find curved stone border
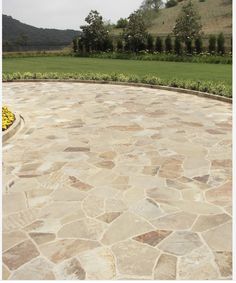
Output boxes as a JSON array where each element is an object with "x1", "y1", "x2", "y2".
[
  {"x1": 3, "y1": 80, "x2": 232, "y2": 104},
  {"x1": 2, "y1": 113, "x2": 23, "y2": 143}
]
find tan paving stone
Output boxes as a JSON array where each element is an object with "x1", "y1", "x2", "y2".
[
  {"x1": 178, "y1": 246, "x2": 218, "y2": 280},
  {"x1": 24, "y1": 219, "x2": 61, "y2": 233},
  {"x1": 133, "y1": 230, "x2": 172, "y2": 247},
  {"x1": 58, "y1": 218, "x2": 105, "y2": 240},
  {"x1": 3, "y1": 239, "x2": 40, "y2": 270},
  {"x1": 151, "y1": 211, "x2": 197, "y2": 230},
  {"x1": 3, "y1": 82, "x2": 232, "y2": 280},
  {"x1": 54, "y1": 258, "x2": 86, "y2": 280},
  {"x1": 160, "y1": 200, "x2": 223, "y2": 215},
  {"x1": 39, "y1": 239, "x2": 100, "y2": 263},
  {"x1": 112, "y1": 239, "x2": 159, "y2": 277},
  {"x1": 214, "y1": 251, "x2": 232, "y2": 277},
  {"x1": 205, "y1": 182, "x2": 232, "y2": 206},
  {"x1": 192, "y1": 213, "x2": 231, "y2": 232},
  {"x1": 105, "y1": 198, "x2": 128, "y2": 212},
  {"x1": 78, "y1": 247, "x2": 116, "y2": 279},
  {"x1": 96, "y1": 212, "x2": 122, "y2": 223},
  {"x1": 2, "y1": 265, "x2": 11, "y2": 280},
  {"x1": 130, "y1": 198, "x2": 163, "y2": 220},
  {"x1": 52, "y1": 186, "x2": 87, "y2": 201},
  {"x1": 68, "y1": 176, "x2": 93, "y2": 191},
  {"x1": 154, "y1": 254, "x2": 177, "y2": 280},
  {"x1": 26, "y1": 189, "x2": 53, "y2": 208},
  {"x1": 101, "y1": 212, "x2": 154, "y2": 245},
  {"x1": 3, "y1": 192, "x2": 27, "y2": 215},
  {"x1": 146, "y1": 186, "x2": 181, "y2": 201},
  {"x1": 2, "y1": 230, "x2": 28, "y2": 252},
  {"x1": 9, "y1": 257, "x2": 55, "y2": 280},
  {"x1": 158, "y1": 231, "x2": 203, "y2": 255},
  {"x1": 29, "y1": 232, "x2": 56, "y2": 245},
  {"x1": 60, "y1": 208, "x2": 85, "y2": 225},
  {"x1": 38, "y1": 202, "x2": 80, "y2": 219},
  {"x1": 202, "y1": 222, "x2": 232, "y2": 251}
]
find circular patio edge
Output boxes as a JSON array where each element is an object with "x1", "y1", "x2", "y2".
[
  {"x1": 3, "y1": 80, "x2": 232, "y2": 104},
  {"x1": 2, "y1": 113, "x2": 23, "y2": 143}
]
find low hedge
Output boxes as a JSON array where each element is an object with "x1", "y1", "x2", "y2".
[
  {"x1": 75, "y1": 52, "x2": 232, "y2": 65},
  {"x1": 2, "y1": 72, "x2": 232, "y2": 98},
  {"x1": 3, "y1": 51, "x2": 232, "y2": 64}
]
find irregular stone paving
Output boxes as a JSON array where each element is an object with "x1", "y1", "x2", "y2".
[{"x1": 2, "y1": 82, "x2": 232, "y2": 280}]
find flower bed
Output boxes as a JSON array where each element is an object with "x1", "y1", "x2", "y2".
[{"x1": 2, "y1": 106, "x2": 15, "y2": 131}]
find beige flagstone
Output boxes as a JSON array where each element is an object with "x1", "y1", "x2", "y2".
[{"x1": 2, "y1": 82, "x2": 232, "y2": 280}]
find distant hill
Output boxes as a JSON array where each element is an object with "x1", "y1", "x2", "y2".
[
  {"x1": 112, "y1": 0, "x2": 232, "y2": 37},
  {"x1": 148, "y1": 0, "x2": 232, "y2": 36},
  {"x1": 2, "y1": 15, "x2": 80, "y2": 51}
]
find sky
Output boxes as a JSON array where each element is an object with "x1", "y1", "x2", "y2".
[{"x1": 3, "y1": 0, "x2": 143, "y2": 30}]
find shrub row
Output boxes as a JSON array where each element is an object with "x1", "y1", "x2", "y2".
[
  {"x1": 3, "y1": 51, "x2": 232, "y2": 64},
  {"x1": 2, "y1": 72, "x2": 232, "y2": 98},
  {"x1": 75, "y1": 51, "x2": 232, "y2": 64},
  {"x1": 75, "y1": 33, "x2": 230, "y2": 56},
  {"x1": 3, "y1": 51, "x2": 71, "y2": 59}
]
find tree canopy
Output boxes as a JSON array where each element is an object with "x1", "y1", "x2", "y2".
[
  {"x1": 80, "y1": 10, "x2": 109, "y2": 51},
  {"x1": 140, "y1": 0, "x2": 163, "y2": 11},
  {"x1": 173, "y1": 1, "x2": 202, "y2": 43},
  {"x1": 123, "y1": 10, "x2": 148, "y2": 52}
]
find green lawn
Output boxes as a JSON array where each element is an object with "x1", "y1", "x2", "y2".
[{"x1": 3, "y1": 56, "x2": 232, "y2": 86}]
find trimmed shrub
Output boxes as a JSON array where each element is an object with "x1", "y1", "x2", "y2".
[
  {"x1": 72, "y1": 38, "x2": 78, "y2": 53},
  {"x1": 209, "y1": 35, "x2": 216, "y2": 53},
  {"x1": 117, "y1": 39, "x2": 124, "y2": 52},
  {"x1": 185, "y1": 39, "x2": 193, "y2": 54},
  {"x1": 165, "y1": 35, "x2": 173, "y2": 53},
  {"x1": 217, "y1": 33, "x2": 225, "y2": 54},
  {"x1": 147, "y1": 34, "x2": 155, "y2": 52},
  {"x1": 155, "y1": 36, "x2": 163, "y2": 52},
  {"x1": 174, "y1": 37, "x2": 182, "y2": 54},
  {"x1": 102, "y1": 37, "x2": 114, "y2": 52},
  {"x1": 195, "y1": 36, "x2": 203, "y2": 54}
]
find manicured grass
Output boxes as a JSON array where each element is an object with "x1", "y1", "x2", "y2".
[{"x1": 3, "y1": 56, "x2": 232, "y2": 86}]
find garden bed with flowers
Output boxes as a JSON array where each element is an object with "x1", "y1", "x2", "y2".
[{"x1": 2, "y1": 106, "x2": 15, "y2": 131}]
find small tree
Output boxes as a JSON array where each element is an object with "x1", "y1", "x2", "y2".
[
  {"x1": 166, "y1": 0, "x2": 178, "y2": 8},
  {"x1": 174, "y1": 37, "x2": 182, "y2": 54},
  {"x1": 80, "y1": 10, "x2": 110, "y2": 52},
  {"x1": 155, "y1": 36, "x2": 163, "y2": 52},
  {"x1": 72, "y1": 38, "x2": 78, "y2": 53},
  {"x1": 208, "y1": 35, "x2": 216, "y2": 53},
  {"x1": 140, "y1": 0, "x2": 163, "y2": 11},
  {"x1": 117, "y1": 39, "x2": 124, "y2": 52},
  {"x1": 165, "y1": 35, "x2": 173, "y2": 52},
  {"x1": 194, "y1": 36, "x2": 203, "y2": 53},
  {"x1": 147, "y1": 34, "x2": 154, "y2": 52},
  {"x1": 217, "y1": 33, "x2": 225, "y2": 54},
  {"x1": 173, "y1": 1, "x2": 202, "y2": 46},
  {"x1": 123, "y1": 10, "x2": 148, "y2": 52},
  {"x1": 116, "y1": 18, "x2": 128, "y2": 28}
]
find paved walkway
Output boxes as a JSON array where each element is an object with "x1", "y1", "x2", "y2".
[{"x1": 2, "y1": 82, "x2": 232, "y2": 280}]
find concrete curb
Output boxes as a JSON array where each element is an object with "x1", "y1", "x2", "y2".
[
  {"x1": 2, "y1": 114, "x2": 22, "y2": 143},
  {"x1": 3, "y1": 79, "x2": 232, "y2": 104}
]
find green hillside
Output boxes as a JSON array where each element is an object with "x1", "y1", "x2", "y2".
[
  {"x1": 113, "y1": 0, "x2": 232, "y2": 36},
  {"x1": 3, "y1": 15, "x2": 80, "y2": 51}
]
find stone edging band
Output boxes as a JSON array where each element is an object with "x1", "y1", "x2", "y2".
[{"x1": 2, "y1": 114, "x2": 23, "y2": 143}]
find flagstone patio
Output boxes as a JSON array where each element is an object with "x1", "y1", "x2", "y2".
[{"x1": 2, "y1": 82, "x2": 232, "y2": 280}]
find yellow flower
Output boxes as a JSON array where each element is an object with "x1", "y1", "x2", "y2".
[{"x1": 2, "y1": 106, "x2": 15, "y2": 131}]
